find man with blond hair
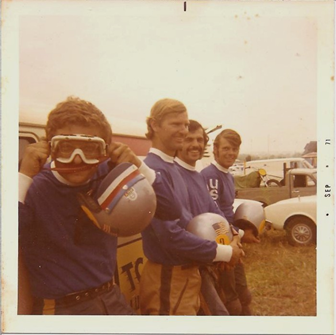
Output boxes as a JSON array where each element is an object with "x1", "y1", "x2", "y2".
[{"x1": 139, "y1": 99, "x2": 244, "y2": 315}]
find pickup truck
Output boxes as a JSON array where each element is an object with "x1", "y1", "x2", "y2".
[{"x1": 235, "y1": 168, "x2": 317, "y2": 207}]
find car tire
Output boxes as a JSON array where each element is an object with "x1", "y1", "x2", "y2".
[
  {"x1": 286, "y1": 216, "x2": 316, "y2": 246},
  {"x1": 266, "y1": 179, "x2": 282, "y2": 187}
]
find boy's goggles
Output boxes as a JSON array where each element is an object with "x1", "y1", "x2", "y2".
[{"x1": 50, "y1": 134, "x2": 107, "y2": 164}]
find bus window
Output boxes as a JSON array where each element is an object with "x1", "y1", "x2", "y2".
[{"x1": 19, "y1": 134, "x2": 39, "y2": 163}]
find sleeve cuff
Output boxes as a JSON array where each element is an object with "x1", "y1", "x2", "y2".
[
  {"x1": 19, "y1": 173, "x2": 33, "y2": 203},
  {"x1": 138, "y1": 161, "x2": 156, "y2": 185},
  {"x1": 213, "y1": 244, "x2": 233, "y2": 262},
  {"x1": 238, "y1": 229, "x2": 244, "y2": 238}
]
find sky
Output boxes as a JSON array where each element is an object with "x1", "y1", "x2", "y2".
[{"x1": 15, "y1": 1, "x2": 334, "y2": 155}]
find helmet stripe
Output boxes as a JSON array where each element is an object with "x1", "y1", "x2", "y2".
[
  {"x1": 104, "y1": 174, "x2": 145, "y2": 213},
  {"x1": 99, "y1": 168, "x2": 142, "y2": 209},
  {"x1": 98, "y1": 165, "x2": 138, "y2": 204}
]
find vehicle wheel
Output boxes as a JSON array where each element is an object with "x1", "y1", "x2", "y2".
[
  {"x1": 266, "y1": 179, "x2": 282, "y2": 187},
  {"x1": 286, "y1": 216, "x2": 316, "y2": 246}
]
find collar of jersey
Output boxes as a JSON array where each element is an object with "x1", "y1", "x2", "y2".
[
  {"x1": 174, "y1": 157, "x2": 196, "y2": 171},
  {"x1": 149, "y1": 148, "x2": 175, "y2": 163},
  {"x1": 212, "y1": 161, "x2": 229, "y2": 174}
]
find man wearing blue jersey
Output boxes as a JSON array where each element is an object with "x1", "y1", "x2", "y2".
[
  {"x1": 139, "y1": 99, "x2": 244, "y2": 315},
  {"x1": 201, "y1": 128, "x2": 258, "y2": 315},
  {"x1": 175, "y1": 120, "x2": 258, "y2": 315}
]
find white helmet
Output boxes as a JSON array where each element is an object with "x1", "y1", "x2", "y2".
[
  {"x1": 77, "y1": 162, "x2": 157, "y2": 237},
  {"x1": 234, "y1": 201, "x2": 265, "y2": 236},
  {"x1": 187, "y1": 213, "x2": 234, "y2": 245}
]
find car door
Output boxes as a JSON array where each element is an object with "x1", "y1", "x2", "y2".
[{"x1": 291, "y1": 173, "x2": 317, "y2": 198}]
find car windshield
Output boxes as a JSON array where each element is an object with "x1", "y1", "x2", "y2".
[
  {"x1": 304, "y1": 171, "x2": 317, "y2": 186},
  {"x1": 301, "y1": 160, "x2": 314, "y2": 168}
]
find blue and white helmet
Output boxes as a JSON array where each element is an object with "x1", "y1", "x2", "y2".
[{"x1": 77, "y1": 162, "x2": 157, "y2": 237}]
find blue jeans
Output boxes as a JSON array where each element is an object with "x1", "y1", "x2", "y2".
[
  {"x1": 218, "y1": 263, "x2": 252, "y2": 315},
  {"x1": 199, "y1": 266, "x2": 229, "y2": 316}
]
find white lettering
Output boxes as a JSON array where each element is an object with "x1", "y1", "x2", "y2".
[
  {"x1": 210, "y1": 189, "x2": 218, "y2": 200},
  {"x1": 209, "y1": 179, "x2": 219, "y2": 190},
  {"x1": 208, "y1": 179, "x2": 219, "y2": 200}
]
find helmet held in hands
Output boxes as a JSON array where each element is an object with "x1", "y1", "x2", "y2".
[
  {"x1": 187, "y1": 213, "x2": 234, "y2": 245},
  {"x1": 77, "y1": 162, "x2": 157, "y2": 237}
]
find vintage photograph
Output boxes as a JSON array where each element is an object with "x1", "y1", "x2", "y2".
[{"x1": 1, "y1": 0, "x2": 334, "y2": 334}]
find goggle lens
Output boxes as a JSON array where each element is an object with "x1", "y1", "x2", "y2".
[
  {"x1": 50, "y1": 134, "x2": 107, "y2": 163},
  {"x1": 57, "y1": 140, "x2": 103, "y2": 159}
]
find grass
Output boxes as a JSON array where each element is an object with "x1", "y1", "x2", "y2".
[{"x1": 242, "y1": 228, "x2": 316, "y2": 316}]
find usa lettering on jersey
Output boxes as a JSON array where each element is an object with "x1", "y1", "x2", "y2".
[{"x1": 208, "y1": 178, "x2": 219, "y2": 200}]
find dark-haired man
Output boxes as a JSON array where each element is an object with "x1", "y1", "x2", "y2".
[{"x1": 175, "y1": 121, "x2": 257, "y2": 315}]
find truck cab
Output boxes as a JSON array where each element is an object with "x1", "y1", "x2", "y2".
[
  {"x1": 244, "y1": 158, "x2": 314, "y2": 182},
  {"x1": 235, "y1": 168, "x2": 317, "y2": 207}
]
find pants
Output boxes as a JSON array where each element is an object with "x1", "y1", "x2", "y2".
[
  {"x1": 139, "y1": 260, "x2": 201, "y2": 315},
  {"x1": 32, "y1": 284, "x2": 136, "y2": 315},
  {"x1": 219, "y1": 263, "x2": 252, "y2": 315},
  {"x1": 199, "y1": 266, "x2": 229, "y2": 316}
]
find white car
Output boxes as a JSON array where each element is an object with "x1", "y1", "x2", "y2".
[{"x1": 264, "y1": 195, "x2": 316, "y2": 246}]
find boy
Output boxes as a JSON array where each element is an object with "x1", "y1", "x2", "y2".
[{"x1": 19, "y1": 96, "x2": 154, "y2": 315}]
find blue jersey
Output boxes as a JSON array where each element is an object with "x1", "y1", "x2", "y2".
[
  {"x1": 175, "y1": 158, "x2": 223, "y2": 217},
  {"x1": 19, "y1": 161, "x2": 117, "y2": 299},
  {"x1": 201, "y1": 163, "x2": 236, "y2": 223},
  {"x1": 142, "y1": 151, "x2": 217, "y2": 266}
]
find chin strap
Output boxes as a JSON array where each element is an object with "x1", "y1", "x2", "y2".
[{"x1": 43, "y1": 156, "x2": 110, "y2": 174}]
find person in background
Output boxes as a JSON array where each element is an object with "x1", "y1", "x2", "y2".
[
  {"x1": 175, "y1": 120, "x2": 258, "y2": 315},
  {"x1": 139, "y1": 99, "x2": 244, "y2": 315},
  {"x1": 201, "y1": 128, "x2": 259, "y2": 315},
  {"x1": 19, "y1": 96, "x2": 156, "y2": 315}
]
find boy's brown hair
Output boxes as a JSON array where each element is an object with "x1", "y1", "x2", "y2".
[{"x1": 46, "y1": 96, "x2": 112, "y2": 144}]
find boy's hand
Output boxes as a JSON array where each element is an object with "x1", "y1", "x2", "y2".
[
  {"x1": 241, "y1": 228, "x2": 260, "y2": 244},
  {"x1": 19, "y1": 141, "x2": 50, "y2": 178},
  {"x1": 108, "y1": 142, "x2": 142, "y2": 168}
]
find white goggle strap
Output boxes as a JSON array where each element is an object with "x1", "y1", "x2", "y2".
[{"x1": 56, "y1": 148, "x2": 100, "y2": 165}]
